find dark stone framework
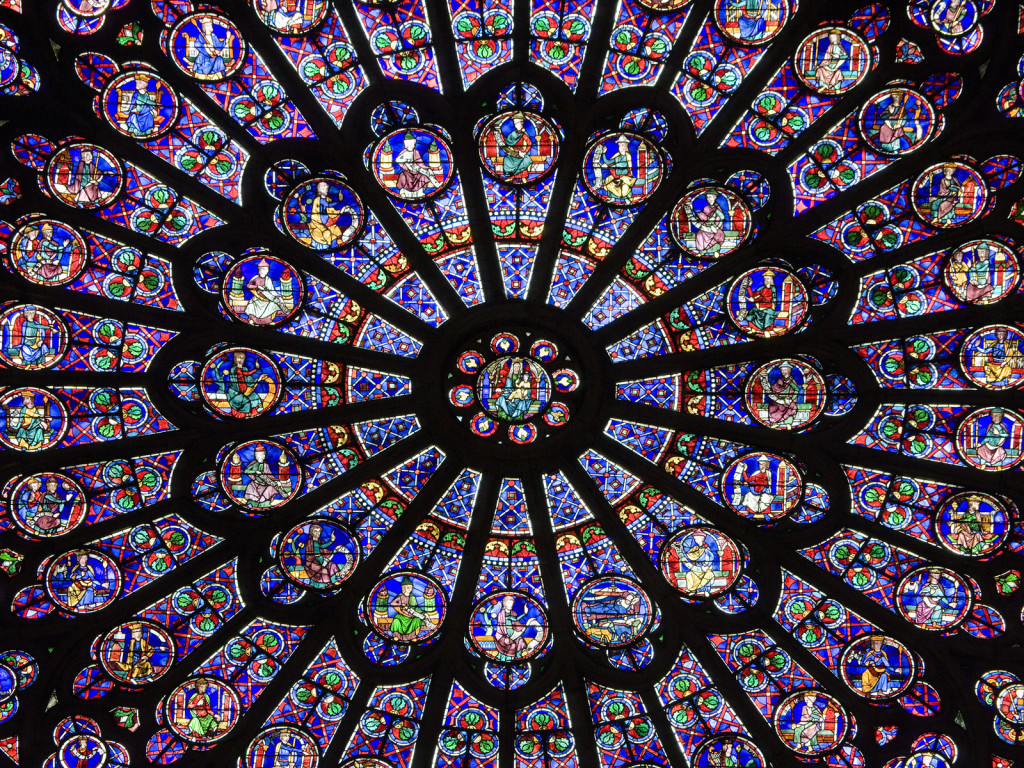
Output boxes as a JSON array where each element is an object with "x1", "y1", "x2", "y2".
[{"x1": 0, "y1": 0, "x2": 1023, "y2": 766}]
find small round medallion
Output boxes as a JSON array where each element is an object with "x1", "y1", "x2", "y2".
[
  {"x1": 468, "y1": 591, "x2": 549, "y2": 661},
  {"x1": 220, "y1": 439, "x2": 303, "y2": 512},
  {"x1": 8, "y1": 220, "x2": 89, "y2": 286},
  {"x1": 956, "y1": 407, "x2": 1024, "y2": 471},
  {"x1": 166, "y1": 676, "x2": 241, "y2": 743},
  {"x1": 859, "y1": 88, "x2": 936, "y2": 156},
  {"x1": 252, "y1": 0, "x2": 328, "y2": 34},
  {"x1": 0, "y1": 304, "x2": 68, "y2": 370},
  {"x1": 170, "y1": 13, "x2": 247, "y2": 83},
  {"x1": 774, "y1": 690, "x2": 848, "y2": 755},
  {"x1": 8, "y1": 472, "x2": 86, "y2": 537},
  {"x1": 727, "y1": 267, "x2": 808, "y2": 338},
  {"x1": 283, "y1": 178, "x2": 364, "y2": 251},
  {"x1": 670, "y1": 186, "x2": 752, "y2": 258},
  {"x1": 200, "y1": 348, "x2": 282, "y2": 419},
  {"x1": 478, "y1": 111, "x2": 559, "y2": 186},
  {"x1": 713, "y1": 0, "x2": 790, "y2": 44},
  {"x1": 98, "y1": 620, "x2": 176, "y2": 685},
  {"x1": 944, "y1": 240, "x2": 1019, "y2": 305},
  {"x1": 896, "y1": 566, "x2": 972, "y2": 630},
  {"x1": 935, "y1": 492, "x2": 1011, "y2": 556},
  {"x1": 367, "y1": 572, "x2": 446, "y2": 643},
  {"x1": 45, "y1": 549, "x2": 122, "y2": 614},
  {"x1": 793, "y1": 27, "x2": 871, "y2": 94},
  {"x1": 278, "y1": 519, "x2": 359, "y2": 590},
  {"x1": 372, "y1": 128, "x2": 454, "y2": 201},
  {"x1": 960, "y1": 325, "x2": 1024, "y2": 390},
  {"x1": 571, "y1": 576, "x2": 653, "y2": 648},
  {"x1": 222, "y1": 254, "x2": 304, "y2": 327},
  {"x1": 912, "y1": 162, "x2": 987, "y2": 229},
  {"x1": 0, "y1": 387, "x2": 67, "y2": 452},
  {"x1": 722, "y1": 453, "x2": 802, "y2": 521},
  {"x1": 582, "y1": 132, "x2": 663, "y2": 206},
  {"x1": 45, "y1": 143, "x2": 123, "y2": 210},
  {"x1": 744, "y1": 359, "x2": 827, "y2": 430},
  {"x1": 102, "y1": 71, "x2": 180, "y2": 140},
  {"x1": 839, "y1": 634, "x2": 916, "y2": 699},
  {"x1": 660, "y1": 527, "x2": 742, "y2": 598}
]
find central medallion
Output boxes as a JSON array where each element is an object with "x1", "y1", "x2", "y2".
[
  {"x1": 477, "y1": 356, "x2": 553, "y2": 423},
  {"x1": 448, "y1": 332, "x2": 578, "y2": 444}
]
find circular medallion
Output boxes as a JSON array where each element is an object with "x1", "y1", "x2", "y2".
[
  {"x1": 101, "y1": 71, "x2": 180, "y2": 140},
  {"x1": 468, "y1": 591, "x2": 549, "y2": 661},
  {"x1": 956, "y1": 407, "x2": 1024, "y2": 471},
  {"x1": 283, "y1": 177, "x2": 364, "y2": 250},
  {"x1": 478, "y1": 111, "x2": 559, "y2": 186},
  {"x1": 839, "y1": 634, "x2": 916, "y2": 699},
  {"x1": 722, "y1": 452, "x2": 802, "y2": 521},
  {"x1": 996, "y1": 683, "x2": 1024, "y2": 725},
  {"x1": 252, "y1": 0, "x2": 328, "y2": 34},
  {"x1": 222, "y1": 254, "x2": 304, "y2": 327},
  {"x1": 670, "y1": 187, "x2": 752, "y2": 258},
  {"x1": 477, "y1": 356, "x2": 552, "y2": 423},
  {"x1": 458, "y1": 351, "x2": 485, "y2": 374},
  {"x1": 0, "y1": 304, "x2": 68, "y2": 369},
  {"x1": 1, "y1": 651, "x2": 36, "y2": 689},
  {"x1": 961, "y1": 325, "x2": 1024, "y2": 390},
  {"x1": 45, "y1": 143, "x2": 123, "y2": 210},
  {"x1": 98, "y1": 620, "x2": 175, "y2": 685},
  {"x1": 571, "y1": 576, "x2": 653, "y2": 648},
  {"x1": 63, "y1": 0, "x2": 110, "y2": 17},
  {"x1": 793, "y1": 27, "x2": 871, "y2": 94},
  {"x1": 859, "y1": 88, "x2": 936, "y2": 156},
  {"x1": 774, "y1": 690, "x2": 848, "y2": 754},
  {"x1": 445, "y1": 323, "x2": 589, "y2": 451},
  {"x1": 8, "y1": 220, "x2": 89, "y2": 287},
  {"x1": 744, "y1": 359, "x2": 826, "y2": 430},
  {"x1": 727, "y1": 267, "x2": 808, "y2": 338},
  {"x1": 8, "y1": 472, "x2": 86, "y2": 537},
  {"x1": 170, "y1": 12, "x2": 246, "y2": 82},
  {"x1": 220, "y1": 439, "x2": 303, "y2": 511},
  {"x1": 245, "y1": 726, "x2": 319, "y2": 768},
  {"x1": 367, "y1": 571, "x2": 446, "y2": 643},
  {"x1": 45, "y1": 549, "x2": 122, "y2": 614},
  {"x1": 278, "y1": 519, "x2": 359, "y2": 590},
  {"x1": 935, "y1": 492, "x2": 1011, "y2": 556},
  {"x1": 692, "y1": 736, "x2": 766, "y2": 768},
  {"x1": 944, "y1": 239, "x2": 1019, "y2": 305},
  {"x1": 636, "y1": 0, "x2": 691, "y2": 11},
  {"x1": 57, "y1": 734, "x2": 108, "y2": 768},
  {"x1": 582, "y1": 132, "x2": 663, "y2": 206},
  {"x1": 912, "y1": 162, "x2": 987, "y2": 229},
  {"x1": 166, "y1": 676, "x2": 241, "y2": 743},
  {"x1": 0, "y1": 663, "x2": 15, "y2": 704},
  {"x1": 0, "y1": 49, "x2": 18, "y2": 90},
  {"x1": 929, "y1": 0, "x2": 979, "y2": 36},
  {"x1": 199, "y1": 348, "x2": 282, "y2": 418},
  {"x1": 896, "y1": 566, "x2": 972, "y2": 630},
  {"x1": 491, "y1": 333, "x2": 519, "y2": 355},
  {"x1": 660, "y1": 527, "x2": 742, "y2": 597},
  {"x1": 372, "y1": 128, "x2": 454, "y2": 201},
  {"x1": 0, "y1": 387, "x2": 67, "y2": 452},
  {"x1": 713, "y1": 0, "x2": 790, "y2": 44}
]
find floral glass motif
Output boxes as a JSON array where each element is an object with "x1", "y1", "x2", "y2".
[{"x1": 2, "y1": 1, "x2": 1024, "y2": 767}]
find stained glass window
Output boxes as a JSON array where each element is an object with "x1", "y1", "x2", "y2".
[{"x1": 1, "y1": 0, "x2": 1023, "y2": 766}]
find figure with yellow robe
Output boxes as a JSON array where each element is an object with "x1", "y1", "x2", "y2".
[
  {"x1": 670, "y1": 532, "x2": 718, "y2": 595},
  {"x1": 308, "y1": 181, "x2": 358, "y2": 248}
]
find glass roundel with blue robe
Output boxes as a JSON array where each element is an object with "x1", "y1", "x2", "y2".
[{"x1": 0, "y1": 0, "x2": 1023, "y2": 766}]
